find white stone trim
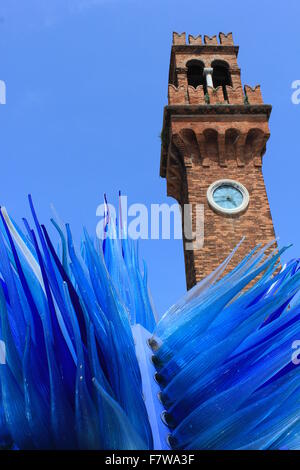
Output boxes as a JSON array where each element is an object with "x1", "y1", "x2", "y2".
[{"x1": 207, "y1": 179, "x2": 249, "y2": 215}]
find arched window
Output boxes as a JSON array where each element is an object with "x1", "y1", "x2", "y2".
[
  {"x1": 212, "y1": 60, "x2": 231, "y2": 101},
  {"x1": 187, "y1": 60, "x2": 206, "y2": 93}
]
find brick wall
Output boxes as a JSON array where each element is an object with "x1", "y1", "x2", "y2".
[{"x1": 182, "y1": 157, "x2": 275, "y2": 289}]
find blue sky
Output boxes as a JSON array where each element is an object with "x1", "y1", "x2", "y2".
[{"x1": 0, "y1": 0, "x2": 300, "y2": 315}]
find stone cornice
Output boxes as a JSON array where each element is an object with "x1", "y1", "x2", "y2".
[
  {"x1": 171, "y1": 45, "x2": 239, "y2": 56},
  {"x1": 165, "y1": 103, "x2": 272, "y2": 118}
]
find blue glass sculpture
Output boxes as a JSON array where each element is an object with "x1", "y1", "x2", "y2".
[{"x1": 0, "y1": 195, "x2": 299, "y2": 450}]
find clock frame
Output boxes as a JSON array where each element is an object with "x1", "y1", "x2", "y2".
[{"x1": 207, "y1": 179, "x2": 250, "y2": 215}]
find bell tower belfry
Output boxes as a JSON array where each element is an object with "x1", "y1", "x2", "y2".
[{"x1": 160, "y1": 32, "x2": 276, "y2": 290}]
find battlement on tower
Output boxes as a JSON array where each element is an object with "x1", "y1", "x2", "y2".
[
  {"x1": 172, "y1": 32, "x2": 234, "y2": 46},
  {"x1": 168, "y1": 83, "x2": 264, "y2": 105}
]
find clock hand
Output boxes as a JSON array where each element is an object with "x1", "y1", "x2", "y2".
[{"x1": 215, "y1": 196, "x2": 228, "y2": 201}]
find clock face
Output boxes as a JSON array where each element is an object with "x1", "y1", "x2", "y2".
[
  {"x1": 207, "y1": 179, "x2": 249, "y2": 215},
  {"x1": 212, "y1": 184, "x2": 243, "y2": 210}
]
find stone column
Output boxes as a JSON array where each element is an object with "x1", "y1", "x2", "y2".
[{"x1": 203, "y1": 67, "x2": 214, "y2": 88}]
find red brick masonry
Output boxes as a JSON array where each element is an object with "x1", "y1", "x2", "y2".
[{"x1": 160, "y1": 32, "x2": 276, "y2": 289}]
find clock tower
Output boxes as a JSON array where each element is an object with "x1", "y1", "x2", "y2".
[{"x1": 160, "y1": 32, "x2": 276, "y2": 290}]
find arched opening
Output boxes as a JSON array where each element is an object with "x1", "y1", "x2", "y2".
[
  {"x1": 244, "y1": 128, "x2": 265, "y2": 164},
  {"x1": 212, "y1": 60, "x2": 231, "y2": 101},
  {"x1": 180, "y1": 129, "x2": 200, "y2": 163},
  {"x1": 187, "y1": 60, "x2": 206, "y2": 93},
  {"x1": 203, "y1": 128, "x2": 219, "y2": 163},
  {"x1": 225, "y1": 128, "x2": 240, "y2": 164}
]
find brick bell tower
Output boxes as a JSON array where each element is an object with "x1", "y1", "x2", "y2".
[{"x1": 160, "y1": 32, "x2": 276, "y2": 290}]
